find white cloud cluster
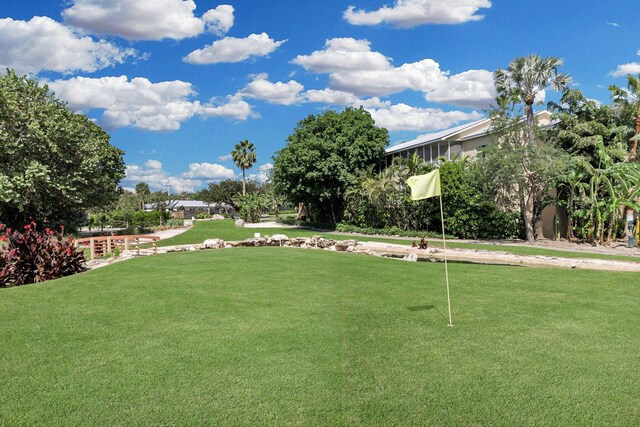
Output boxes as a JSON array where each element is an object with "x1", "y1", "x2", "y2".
[
  {"x1": 184, "y1": 33, "x2": 286, "y2": 64},
  {"x1": 344, "y1": 0, "x2": 491, "y2": 27},
  {"x1": 241, "y1": 74, "x2": 304, "y2": 105},
  {"x1": 293, "y1": 38, "x2": 390, "y2": 73},
  {"x1": 611, "y1": 50, "x2": 640, "y2": 78},
  {"x1": 248, "y1": 163, "x2": 273, "y2": 183},
  {"x1": 611, "y1": 63, "x2": 640, "y2": 78},
  {"x1": 62, "y1": 0, "x2": 234, "y2": 40},
  {"x1": 367, "y1": 103, "x2": 482, "y2": 131},
  {"x1": 182, "y1": 162, "x2": 236, "y2": 179},
  {"x1": 0, "y1": 16, "x2": 136, "y2": 75},
  {"x1": 49, "y1": 76, "x2": 254, "y2": 131},
  {"x1": 304, "y1": 89, "x2": 390, "y2": 108},
  {"x1": 293, "y1": 37, "x2": 495, "y2": 108},
  {"x1": 125, "y1": 160, "x2": 237, "y2": 193},
  {"x1": 200, "y1": 94, "x2": 254, "y2": 121}
]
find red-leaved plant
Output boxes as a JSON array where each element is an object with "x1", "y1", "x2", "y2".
[{"x1": 0, "y1": 222, "x2": 85, "y2": 288}]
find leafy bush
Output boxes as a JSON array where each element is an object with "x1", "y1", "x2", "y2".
[
  {"x1": 235, "y1": 194, "x2": 265, "y2": 223},
  {"x1": 166, "y1": 219, "x2": 185, "y2": 228},
  {"x1": 0, "y1": 222, "x2": 85, "y2": 288},
  {"x1": 196, "y1": 212, "x2": 211, "y2": 219}
]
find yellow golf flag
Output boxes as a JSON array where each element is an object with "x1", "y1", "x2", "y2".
[{"x1": 407, "y1": 170, "x2": 441, "y2": 200}]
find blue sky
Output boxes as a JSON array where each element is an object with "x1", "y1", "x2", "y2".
[{"x1": 1, "y1": 0, "x2": 639, "y2": 192}]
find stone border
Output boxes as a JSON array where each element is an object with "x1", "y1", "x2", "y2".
[{"x1": 84, "y1": 234, "x2": 640, "y2": 273}]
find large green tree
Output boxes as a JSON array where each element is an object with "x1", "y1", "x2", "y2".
[
  {"x1": 0, "y1": 70, "x2": 125, "y2": 229},
  {"x1": 477, "y1": 108, "x2": 570, "y2": 241},
  {"x1": 271, "y1": 107, "x2": 389, "y2": 223},
  {"x1": 231, "y1": 140, "x2": 257, "y2": 196},
  {"x1": 489, "y1": 55, "x2": 571, "y2": 241}
]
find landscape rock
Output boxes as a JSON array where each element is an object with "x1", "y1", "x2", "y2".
[
  {"x1": 212, "y1": 214, "x2": 225, "y2": 220},
  {"x1": 335, "y1": 240, "x2": 358, "y2": 252},
  {"x1": 235, "y1": 219, "x2": 245, "y2": 227},
  {"x1": 203, "y1": 238, "x2": 225, "y2": 249},
  {"x1": 402, "y1": 253, "x2": 418, "y2": 262}
]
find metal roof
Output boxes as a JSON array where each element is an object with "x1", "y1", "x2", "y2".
[{"x1": 385, "y1": 110, "x2": 553, "y2": 155}]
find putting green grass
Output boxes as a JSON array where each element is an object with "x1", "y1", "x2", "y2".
[
  {"x1": 1, "y1": 248, "x2": 638, "y2": 425},
  {"x1": 159, "y1": 220, "x2": 640, "y2": 263}
]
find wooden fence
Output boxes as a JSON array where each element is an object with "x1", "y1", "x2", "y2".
[{"x1": 75, "y1": 235, "x2": 160, "y2": 260}]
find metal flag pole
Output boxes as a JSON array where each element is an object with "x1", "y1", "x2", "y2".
[{"x1": 439, "y1": 194, "x2": 453, "y2": 327}]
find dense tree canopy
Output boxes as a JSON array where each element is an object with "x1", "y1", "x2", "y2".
[
  {"x1": 272, "y1": 107, "x2": 389, "y2": 223},
  {"x1": 0, "y1": 70, "x2": 125, "y2": 228}
]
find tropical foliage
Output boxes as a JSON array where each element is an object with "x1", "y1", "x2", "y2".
[
  {"x1": 0, "y1": 222, "x2": 85, "y2": 287},
  {"x1": 342, "y1": 155, "x2": 523, "y2": 240}
]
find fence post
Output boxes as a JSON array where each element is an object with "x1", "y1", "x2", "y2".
[
  {"x1": 90, "y1": 238, "x2": 95, "y2": 261},
  {"x1": 106, "y1": 237, "x2": 112, "y2": 255},
  {"x1": 124, "y1": 238, "x2": 129, "y2": 252}
]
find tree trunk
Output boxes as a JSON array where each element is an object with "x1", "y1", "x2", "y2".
[
  {"x1": 242, "y1": 169, "x2": 246, "y2": 196},
  {"x1": 524, "y1": 96, "x2": 535, "y2": 125},
  {"x1": 534, "y1": 214, "x2": 544, "y2": 240},
  {"x1": 631, "y1": 108, "x2": 640, "y2": 161},
  {"x1": 522, "y1": 189, "x2": 535, "y2": 242}
]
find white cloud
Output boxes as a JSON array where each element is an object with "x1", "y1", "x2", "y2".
[
  {"x1": 248, "y1": 163, "x2": 273, "y2": 183},
  {"x1": 303, "y1": 89, "x2": 390, "y2": 108},
  {"x1": 425, "y1": 69, "x2": 496, "y2": 108},
  {"x1": 182, "y1": 162, "x2": 235, "y2": 179},
  {"x1": 124, "y1": 160, "x2": 235, "y2": 193},
  {"x1": 48, "y1": 76, "x2": 254, "y2": 131},
  {"x1": 611, "y1": 62, "x2": 640, "y2": 77},
  {"x1": 144, "y1": 159, "x2": 163, "y2": 170},
  {"x1": 344, "y1": 0, "x2": 491, "y2": 27},
  {"x1": 202, "y1": 5, "x2": 235, "y2": 36},
  {"x1": 184, "y1": 33, "x2": 286, "y2": 64},
  {"x1": 367, "y1": 103, "x2": 483, "y2": 132},
  {"x1": 329, "y1": 58, "x2": 447, "y2": 96},
  {"x1": 200, "y1": 93, "x2": 255, "y2": 120},
  {"x1": 218, "y1": 154, "x2": 233, "y2": 162},
  {"x1": 62, "y1": 0, "x2": 234, "y2": 40},
  {"x1": 241, "y1": 74, "x2": 304, "y2": 105},
  {"x1": 293, "y1": 38, "x2": 495, "y2": 108},
  {"x1": 0, "y1": 16, "x2": 135, "y2": 75},
  {"x1": 292, "y1": 38, "x2": 390, "y2": 73},
  {"x1": 125, "y1": 162, "x2": 170, "y2": 190}
]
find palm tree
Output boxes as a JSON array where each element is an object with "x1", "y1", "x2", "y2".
[
  {"x1": 231, "y1": 140, "x2": 257, "y2": 196},
  {"x1": 135, "y1": 182, "x2": 150, "y2": 211},
  {"x1": 609, "y1": 74, "x2": 640, "y2": 161},
  {"x1": 494, "y1": 54, "x2": 571, "y2": 125}
]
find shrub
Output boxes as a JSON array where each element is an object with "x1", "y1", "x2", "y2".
[
  {"x1": 235, "y1": 194, "x2": 265, "y2": 223},
  {"x1": 166, "y1": 219, "x2": 185, "y2": 228},
  {"x1": 0, "y1": 222, "x2": 85, "y2": 287}
]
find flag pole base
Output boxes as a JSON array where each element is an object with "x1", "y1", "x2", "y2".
[{"x1": 447, "y1": 324, "x2": 454, "y2": 327}]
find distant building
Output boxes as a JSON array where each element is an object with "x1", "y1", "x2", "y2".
[
  {"x1": 384, "y1": 111, "x2": 563, "y2": 239},
  {"x1": 145, "y1": 200, "x2": 236, "y2": 219},
  {"x1": 385, "y1": 111, "x2": 553, "y2": 166}
]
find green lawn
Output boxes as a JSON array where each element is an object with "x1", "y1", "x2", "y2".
[
  {"x1": 1, "y1": 248, "x2": 638, "y2": 425},
  {"x1": 160, "y1": 220, "x2": 640, "y2": 263}
]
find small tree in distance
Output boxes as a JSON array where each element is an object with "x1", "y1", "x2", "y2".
[{"x1": 231, "y1": 140, "x2": 257, "y2": 196}]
